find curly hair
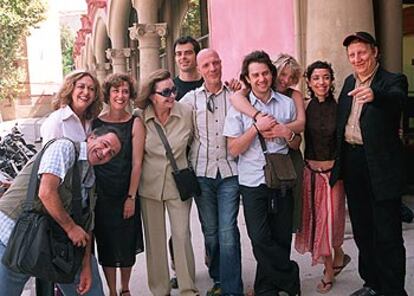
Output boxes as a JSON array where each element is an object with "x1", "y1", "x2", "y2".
[
  {"x1": 102, "y1": 73, "x2": 137, "y2": 104},
  {"x1": 304, "y1": 60, "x2": 335, "y2": 99},
  {"x1": 136, "y1": 69, "x2": 171, "y2": 109},
  {"x1": 240, "y1": 50, "x2": 277, "y2": 90},
  {"x1": 273, "y1": 53, "x2": 302, "y2": 86},
  {"x1": 53, "y1": 70, "x2": 102, "y2": 120}
]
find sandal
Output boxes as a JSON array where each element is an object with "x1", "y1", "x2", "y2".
[
  {"x1": 316, "y1": 279, "x2": 333, "y2": 294},
  {"x1": 119, "y1": 290, "x2": 131, "y2": 296},
  {"x1": 333, "y1": 254, "x2": 351, "y2": 276}
]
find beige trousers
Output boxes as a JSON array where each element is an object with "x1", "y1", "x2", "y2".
[{"x1": 140, "y1": 197, "x2": 198, "y2": 296}]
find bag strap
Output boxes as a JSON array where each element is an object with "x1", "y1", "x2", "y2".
[
  {"x1": 153, "y1": 121, "x2": 180, "y2": 173},
  {"x1": 24, "y1": 138, "x2": 82, "y2": 224},
  {"x1": 257, "y1": 133, "x2": 269, "y2": 155}
]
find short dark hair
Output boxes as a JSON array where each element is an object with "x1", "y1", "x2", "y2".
[
  {"x1": 173, "y1": 36, "x2": 201, "y2": 54},
  {"x1": 90, "y1": 125, "x2": 123, "y2": 147},
  {"x1": 304, "y1": 60, "x2": 335, "y2": 99},
  {"x1": 240, "y1": 50, "x2": 277, "y2": 90},
  {"x1": 102, "y1": 73, "x2": 137, "y2": 104}
]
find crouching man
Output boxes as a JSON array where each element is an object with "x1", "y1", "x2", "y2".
[{"x1": 0, "y1": 126, "x2": 122, "y2": 296}]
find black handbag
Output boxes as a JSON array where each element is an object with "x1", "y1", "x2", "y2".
[
  {"x1": 2, "y1": 139, "x2": 85, "y2": 283},
  {"x1": 153, "y1": 122, "x2": 201, "y2": 201}
]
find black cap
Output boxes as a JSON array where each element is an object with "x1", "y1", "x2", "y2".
[{"x1": 343, "y1": 31, "x2": 377, "y2": 47}]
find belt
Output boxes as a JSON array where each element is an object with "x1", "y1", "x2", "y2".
[{"x1": 345, "y1": 142, "x2": 364, "y2": 149}]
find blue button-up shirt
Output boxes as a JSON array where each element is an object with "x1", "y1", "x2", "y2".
[{"x1": 223, "y1": 90, "x2": 296, "y2": 187}]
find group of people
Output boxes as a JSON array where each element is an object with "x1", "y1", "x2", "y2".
[{"x1": 0, "y1": 31, "x2": 408, "y2": 296}]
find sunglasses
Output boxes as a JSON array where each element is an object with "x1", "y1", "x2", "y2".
[{"x1": 154, "y1": 86, "x2": 177, "y2": 97}]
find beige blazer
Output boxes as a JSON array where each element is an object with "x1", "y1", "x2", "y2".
[{"x1": 139, "y1": 102, "x2": 194, "y2": 201}]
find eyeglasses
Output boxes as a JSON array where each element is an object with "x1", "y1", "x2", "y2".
[
  {"x1": 206, "y1": 95, "x2": 215, "y2": 113},
  {"x1": 154, "y1": 86, "x2": 177, "y2": 97}
]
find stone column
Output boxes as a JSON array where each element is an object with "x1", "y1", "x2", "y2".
[
  {"x1": 376, "y1": 0, "x2": 403, "y2": 72},
  {"x1": 105, "y1": 48, "x2": 130, "y2": 73},
  {"x1": 95, "y1": 63, "x2": 107, "y2": 84},
  {"x1": 129, "y1": 23, "x2": 168, "y2": 81},
  {"x1": 306, "y1": 0, "x2": 375, "y2": 91}
]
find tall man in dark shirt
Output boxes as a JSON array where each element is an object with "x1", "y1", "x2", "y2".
[
  {"x1": 173, "y1": 36, "x2": 204, "y2": 100},
  {"x1": 330, "y1": 31, "x2": 408, "y2": 296}
]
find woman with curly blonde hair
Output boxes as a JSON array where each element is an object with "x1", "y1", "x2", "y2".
[{"x1": 41, "y1": 70, "x2": 103, "y2": 143}]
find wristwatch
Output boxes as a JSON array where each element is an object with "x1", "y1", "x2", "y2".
[{"x1": 127, "y1": 194, "x2": 136, "y2": 200}]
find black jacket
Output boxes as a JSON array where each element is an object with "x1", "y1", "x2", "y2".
[{"x1": 330, "y1": 66, "x2": 408, "y2": 201}]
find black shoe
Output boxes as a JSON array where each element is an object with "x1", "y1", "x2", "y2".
[
  {"x1": 401, "y1": 202, "x2": 414, "y2": 223},
  {"x1": 349, "y1": 287, "x2": 379, "y2": 296},
  {"x1": 170, "y1": 277, "x2": 178, "y2": 289}
]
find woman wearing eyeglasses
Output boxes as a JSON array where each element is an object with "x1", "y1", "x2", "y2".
[{"x1": 136, "y1": 69, "x2": 199, "y2": 296}]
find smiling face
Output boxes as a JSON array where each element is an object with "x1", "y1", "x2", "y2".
[
  {"x1": 346, "y1": 41, "x2": 378, "y2": 79},
  {"x1": 277, "y1": 66, "x2": 294, "y2": 94},
  {"x1": 87, "y1": 132, "x2": 121, "y2": 166},
  {"x1": 175, "y1": 42, "x2": 198, "y2": 74},
  {"x1": 70, "y1": 75, "x2": 96, "y2": 117},
  {"x1": 307, "y1": 68, "x2": 332, "y2": 100},
  {"x1": 197, "y1": 50, "x2": 222, "y2": 87},
  {"x1": 150, "y1": 78, "x2": 176, "y2": 111},
  {"x1": 246, "y1": 62, "x2": 273, "y2": 101},
  {"x1": 108, "y1": 81, "x2": 130, "y2": 111}
]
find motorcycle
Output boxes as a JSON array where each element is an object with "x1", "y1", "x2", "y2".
[{"x1": 0, "y1": 123, "x2": 37, "y2": 179}]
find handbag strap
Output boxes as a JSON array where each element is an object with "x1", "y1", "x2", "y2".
[
  {"x1": 24, "y1": 138, "x2": 82, "y2": 223},
  {"x1": 257, "y1": 133, "x2": 269, "y2": 155},
  {"x1": 153, "y1": 121, "x2": 180, "y2": 173}
]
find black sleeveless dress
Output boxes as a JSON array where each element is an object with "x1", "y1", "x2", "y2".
[{"x1": 92, "y1": 117, "x2": 144, "y2": 267}]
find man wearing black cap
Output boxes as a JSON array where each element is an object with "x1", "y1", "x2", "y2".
[{"x1": 330, "y1": 31, "x2": 408, "y2": 296}]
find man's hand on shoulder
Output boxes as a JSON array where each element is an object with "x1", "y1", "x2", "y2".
[{"x1": 225, "y1": 78, "x2": 242, "y2": 92}]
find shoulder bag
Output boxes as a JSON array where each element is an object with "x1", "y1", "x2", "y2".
[
  {"x1": 153, "y1": 121, "x2": 201, "y2": 201},
  {"x1": 2, "y1": 139, "x2": 85, "y2": 283},
  {"x1": 258, "y1": 133, "x2": 297, "y2": 187}
]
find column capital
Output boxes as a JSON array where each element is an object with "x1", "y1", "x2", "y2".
[
  {"x1": 105, "y1": 48, "x2": 135, "y2": 60},
  {"x1": 129, "y1": 23, "x2": 168, "y2": 40}
]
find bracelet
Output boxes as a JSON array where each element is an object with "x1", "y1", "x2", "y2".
[
  {"x1": 252, "y1": 110, "x2": 261, "y2": 122},
  {"x1": 287, "y1": 131, "x2": 296, "y2": 142}
]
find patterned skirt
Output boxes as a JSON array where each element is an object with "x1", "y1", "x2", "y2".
[{"x1": 294, "y1": 165, "x2": 345, "y2": 265}]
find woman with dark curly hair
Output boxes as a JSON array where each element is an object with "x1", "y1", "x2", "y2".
[
  {"x1": 294, "y1": 61, "x2": 349, "y2": 294},
  {"x1": 93, "y1": 73, "x2": 144, "y2": 296},
  {"x1": 41, "y1": 70, "x2": 103, "y2": 143}
]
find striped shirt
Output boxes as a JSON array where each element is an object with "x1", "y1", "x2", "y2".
[
  {"x1": 0, "y1": 140, "x2": 93, "y2": 245},
  {"x1": 181, "y1": 84, "x2": 237, "y2": 179}
]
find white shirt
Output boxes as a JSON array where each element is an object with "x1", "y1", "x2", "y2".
[
  {"x1": 223, "y1": 90, "x2": 296, "y2": 187},
  {"x1": 40, "y1": 105, "x2": 91, "y2": 144}
]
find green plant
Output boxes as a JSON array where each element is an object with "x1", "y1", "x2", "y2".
[
  {"x1": 61, "y1": 25, "x2": 75, "y2": 75},
  {"x1": 180, "y1": 0, "x2": 201, "y2": 38},
  {"x1": 0, "y1": 0, "x2": 46, "y2": 101}
]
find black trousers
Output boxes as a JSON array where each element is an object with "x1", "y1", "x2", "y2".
[
  {"x1": 342, "y1": 144, "x2": 407, "y2": 296},
  {"x1": 240, "y1": 184, "x2": 299, "y2": 296}
]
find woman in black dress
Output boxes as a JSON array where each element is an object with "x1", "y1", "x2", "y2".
[{"x1": 93, "y1": 73, "x2": 145, "y2": 296}]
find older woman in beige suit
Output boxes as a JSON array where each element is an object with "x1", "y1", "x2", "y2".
[{"x1": 136, "y1": 69, "x2": 198, "y2": 296}]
